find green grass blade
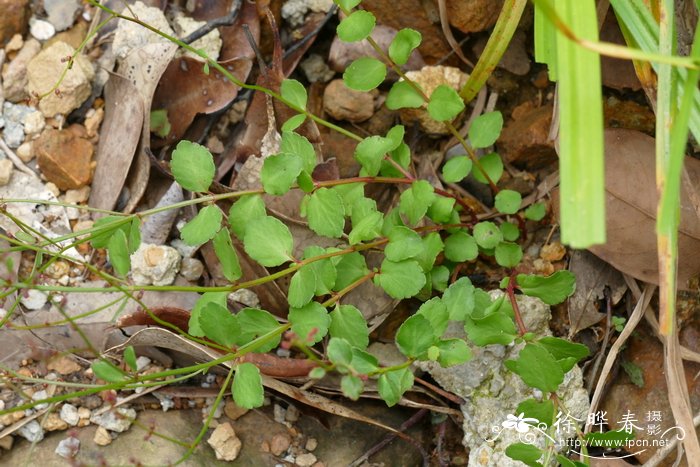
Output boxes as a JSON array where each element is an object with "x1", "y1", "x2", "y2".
[
  {"x1": 458, "y1": 0, "x2": 527, "y2": 103},
  {"x1": 555, "y1": 0, "x2": 606, "y2": 248},
  {"x1": 534, "y1": 0, "x2": 559, "y2": 80}
]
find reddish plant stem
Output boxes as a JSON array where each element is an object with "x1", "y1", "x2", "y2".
[{"x1": 506, "y1": 270, "x2": 527, "y2": 336}]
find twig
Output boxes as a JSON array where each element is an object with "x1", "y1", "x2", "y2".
[
  {"x1": 586, "y1": 286, "x2": 613, "y2": 395},
  {"x1": 181, "y1": 0, "x2": 242, "y2": 45},
  {"x1": 0, "y1": 138, "x2": 38, "y2": 178}
]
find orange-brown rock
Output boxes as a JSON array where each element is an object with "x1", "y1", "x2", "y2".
[
  {"x1": 35, "y1": 128, "x2": 94, "y2": 190},
  {"x1": 438, "y1": 0, "x2": 504, "y2": 34},
  {"x1": 0, "y1": 0, "x2": 29, "y2": 46},
  {"x1": 498, "y1": 103, "x2": 556, "y2": 170}
]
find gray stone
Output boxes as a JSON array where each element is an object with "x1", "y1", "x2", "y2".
[
  {"x1": 89, "y1": 407, "x2": 136, "y2": 433},
  {"x1": 112, "y1": 1, "x2": 173, "y2": 59},
  {"x1": 18, "y1": 420, "x2": 44, "y2": 443},
  {"x1": 1, "y1": 38, "x2": 41, "y2": 102},
  {"x1": 20, "y1": 289, "x2": 48, "y2": 310},
  {"x1": 130, "y1": 244, "x2": 181, "y2": 286},
  {"x1": 54, "y1": 436, "x2": 79, "y2": 459},
  {"x1": 44, "y1": 0, "x2": 80, "y2": 32},
  {"x1": 59, "y1": 404, "x2": 79, "y2": 427}
]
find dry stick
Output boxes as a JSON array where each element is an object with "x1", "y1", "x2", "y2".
[
  {"x1": 348, "y1": 408, "x2": 430, "y2": 467},
  {"x1": 181, "y1": 0, "x2": 241, "y2": 44},
  {"x1": 585, "y1": 287, "x2": 613, "y2": 395},
  {"x1": 436, "y1": 0, "x2": 474, "y2": 68},
  {"x1": 586, "y1": 277, "x2": 655, "y2": 434}
]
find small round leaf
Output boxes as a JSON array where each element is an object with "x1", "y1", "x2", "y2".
[
  {"x1": 343, "y1": 57, "x2": 386, "y2": 91},
  {"x1": 427, "y1": 85, "x2": 465, "y2": 122},
  {"x1": 337, "y1": 10, "x2": 376, "y2": 42},
  {"x1": 388, "y1": 28, "x2": 422, "y2": 65},
  {"x1": 170, "y1": 140, "x2": 215, "y2": 192},
  {"x1": 494, "y1": 190, "x2": 522, "y2": 214}
]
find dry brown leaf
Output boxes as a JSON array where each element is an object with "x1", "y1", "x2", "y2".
[{"x1": 555, "y1": 128, "x2": 700, "y2": 289}]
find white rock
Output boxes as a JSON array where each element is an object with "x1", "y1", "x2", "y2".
[
  {"x1": 15, "y1": 142, "x2": 33, "y2": 162},
  {"x1": 55, "y1": 436, "x2": 79, "y2": 459},
  {"x1": 207, "y1": 422, "x2": 242, "y2": 461},
  {"x1": 26, "y1": 41, "x2": 95, "y2": 118},
  {"x1": 22, "y1": 110, "x2": 45, "y2": 136},
  {"x1": 29, "y1": 18, "x2": 56, "y2": 41},
  {"x1": 2, "y1": 102, "x2": 34, "y2": 148},
  {"x1": 179, "y1": 257, "x2": 204, "y2": 281},
  {"x1": 112, "y1": 2, "x2": 174, "y2": 59},
  {"x1": 90, "y1": 407, "x2": 136, "y2": 433},
  {"x1": 60, "y1": 404, "x2": 80, "y2": 426},
  {"x1": 170, "y1": 238, "x2": 198, "y2": 259},
  {"x1": 172, "y1": 15, "x2": 221, "y2": 61},
  {"x1": 130, "y1": 244, "x2": 181, "y2": 286},
  {"x1": 2, "y1": 39, "x2": 41, "y2": 103},
  {"x1": 31, "y1": 390, "x2": 49, "y2": 410},
  {"x1": 44, "y1": 0, "x2": 81, "y2": 32},
  {"x1": 0, "y1": 159, "x2": 13, "y2": 186},
  {"x1": 135, "y1": 356, "x2": 151, "y2": 372},
  {"x1": 20, "y1": 289, "x2": 48, "y2": 310},
  {"x1": 300, "y1": 54, "x2": 335, "y2": 83},
  {"x1": 18, "y1": 420, "x2": 44, "y2": 443},
  {"x1": 281, "y1": 0, "x2": 334, "y2": 27},
  {"x1": 295, "y1": 453, "x2": 318, "y2": 467},
  {"x1": 228, "y1": 288, "x2": 260, "y2": 308},
  {"x1": 64, "y1": 186, "x2": 90, "y2": 205}
]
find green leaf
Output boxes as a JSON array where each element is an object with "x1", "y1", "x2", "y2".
[
  {"x1": 351, "y1": 348, "x2": 379, "y2": 374},
  {"x1": 92, "y1": 360, "x2": 127, "y2": 383},
  {"x1": 261, "y1": 153, "x2": 304, "y2": 195},
  {"x1": 584, "y1": 429, "x2": 634, "y2": 448},
  {"x1": 150, "y1": 109, "x2": 171, "y2": 138},
  {"x1": 386, "y1": 80, "x2": 424, "y2": 110},
  {"x1": 472, "y1": 152, "x2": 503, "y2": 184},
  {"x1": 330, "y1": 304, "x2": 369, "y2": 349},
  {"x1": 516, "y1": 271, "x2": 576, "y2": 305},
  {"x1": 328, "y1": 337, "x2": 353, "y2": 366},
  {"x1": 464, "y1": 311, "x2": 517, "y2": 346},
  {"x1": 281, "y1": 131, "x2": 316, "y2": 174},
  {"x1": 90, "y1": 216, "x2": 129, "y2": 248},
  {"x1": 229, "y1": 195, "x2": 266, "y2": 239},
  {"x1": 524, "y1": 202, "x2": 547, "y2": 221},
  {"x1": 442, "y1": 156, "x2": 472, "y2": 183},
  {"x1": 309, "y1": 367, "x2": 326, "y2": 379},
  {"x1": 188, "y1": 292, "x2": 227, "y2": 337},
  {"x1": 348, "y1": 210, "x2": 383, "y2": 244},
  {"x1": 377, "y1": 368, "x2": 413, "y2": 407},
  {"x1": 399, "y1": 180, "x2": 435, "y2": 225},
  {"x1": 343, "y1": 57, "x2": 386, "y2": 91},
  {"x1": 305, "y1": 188, "x2": 345, "y2": 238},
  {"x1": 495, "y1": 242, "x2": 522, "y2": 268},
  {"x1": 335, "y1": 0, "x2": 361, "y2": 9},
  {"x1": 416, "y1": 297, "x2": 449, "y2": 336},
  {"x1": 341, "y1": 375, "x2": 364, "y2": 400},
  {"x1": 427, "y1": 85, "x2": 465, "y2": 122},
  {"x1": 389, "y1": 28, "x2": 422, "y2": 65},
  {"x1": 537, "y1": 336, "x2": 589, "y2": 371},
  {"x1": 557, "y1": 456, "x2": 588, "y2": 467},
  {"x1": 127, "y1": 218, "x2": 141, "y2": 254},
  {"x1": 212, "y1": 228, "x2": 242, "y2": 281},
  {"x1": 289, "y1": 302, "x2": 330, "y2": 344},
  {"x1": 443, "y1": 277, "x2": 475, "y2": 321},
  {"x1": 517, "y1": 398, "x2": 555, "y2": 427},
  {"x1": 243, "y1": 216, "x2": 294, "y2": 267},
  {"x1": 385, "y1": 125, "x2": 405, "y2": 150},
  {"x1": 472, "y1": 222, "x2": 503, "y2": 249},
  {"x1": 180, "y1": 205, "x2": 222, "y2": 246},
  {"x1": 495, "y1": 190, "x2": 522, "y2": 214},
  {"x1": 427, "y1": 196, "x2": 455, "y2": 224},
  {"x1": 199, "y1": 302, "x2": 240, "y2": 347},
  {"x1": 377, "y1": 259, "x2": 426, "y2": 299},
  {"x1": 381, "y1": 142, "x2": 411, "y2": 178},
  {"x1": 303, "y1": 246, "x2": 337, "y2": 295},
  {"x1": 108, "y1": 229, "x2": 130, "y2": 276},
  {"x1": 505, "y1": 443, "x2": 542, "y2": 466},
  {"x1": 170, "y1": 140, "x2": 215, "y2": 192},
  {"x1": 431, "y1": 265, "x2": 449, "y2": 292},
  {"x1": 621, "y1": 359, "x2": 644, "y2": 387},
  {"x1": 385, "y1": 226, "x2": 423, "y2": 262},
  {"x1": 355, "y1": 135, "x2": 394, "y2": 176},
  {"x1": 280, "y1": 79, "x2": 307, "y2": 110},
  {"x1": 332, "y1": 183, "x2": 365, "y2": 217},
  {"x1": 337, "y1": 10, "x2": 376, "y2": 42},
  {"x1": 500, "y1": 222, "x2": 520, "y2": 241},
  {"x1": 232, "y1": 362, "x2": 264, "y2": 409},
  {"x1": 507, "y1": 343, "x2": 564, "y2": 392},
  {"x1": 284, "y1": 114, "x2": 306, "y2": 132},
  {"x1": 123, "y1": 346, "x2": 137, "y2": 372},
  {"x1": 435, "y1": 339, "x2": 472, "y2": 367},
  {"x1": 395, "y1": 314, "x2": 436, "y2": 357},
  {"x1": 334, "y1": 252, "x2": 369, "y2": 290},
  {"x1": 469, "y1": 111, "x2": 503, "y2": 148},
  {"x1": 236, "y1": 308, "x2": 281, "y2": 352},
  {"x1": 288, "y1": 265, "x2": 317, "y2": 308},
  {"x1": 444, "y1": 231, "x2": 478, "y2": 262},
  {"x1": 415, "y1": 232, "x2": 444, "y2": 272}
]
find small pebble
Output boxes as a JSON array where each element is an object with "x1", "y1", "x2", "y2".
[
  {"x1": 55, "y1": 436, "x2": 80, "y2": 459},
  {"x1": 136, "y1": 356, "x2": 151, "y2": 371},
  {"x1": 269, "y1": 433, "x2": 291, "y2": 456},
  {"x1": 0, "y1": 159, "x2": 13, "y2": 186},
  {"x1": 305, "y1": 437, "x2": 318, "y2": 451},
  {"x1": 18, "y1": 420, "x2": 44, "y2": 443},
  {"x1": 179, "y1": 257, "x2": 204, "y2": 281},
  {"x1": 90, "y1": 407, "x2": 136, "y2": 432},
  {"x1": 295, "y1": 453, "x2": 318, "y2": 467},
  {"x1": 20, "y1": 290, "x2": 48, "y2": 310},
  {"x1": 60, "y1": 403, "x2": 79, "y2": 426},
  {"x1": 93, "y1": 426, "x2": 112, "y2": 446},
  {"x1": 273, "y1": 404, "x2": 286, "y2": 424},
  {"x1": 285, "y1": 404, "x2": 300, "y2": 423},
  {"x1": 29, "y1": 18, "x2": 56, "y2": 41},
  {"x1": 15, "y1": 142, "x2": 33, "y2": 162}
]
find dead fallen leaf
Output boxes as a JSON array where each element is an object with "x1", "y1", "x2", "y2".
[{"x1": 555, "y1": 128, "x2": 700, "y2": 290}]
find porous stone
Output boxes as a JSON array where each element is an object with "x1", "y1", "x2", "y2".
[
  {"x1": 2, "y1": 101, "x2": 34, "y2": 148},
  {"x1": 93, "y1": 426, "x2": 112, "y2": 446},
  {"x1": 323, "y1": 79, "x2": 376, "y2": 123},
  {"x1": 22, "y1": 110, "x2": 45, "y2": 136},
  {"x1": 300, "y1": 54, "x2": 335, "y2": 83},
  {"x1": 207, "y1": 422, "x2": 242, "y2": 461},
  {"x1": 172, "y1": 14, "x2": 221, "y2": 61},
  {"x1": 112, "y1": 1, "x2": 174, "y2": 59},
  {"x1": 89, "y1": 407, "x2": 136, "y2": 433},
  {"x1": 2, "y1": 38, "x2": 41, "y2": 102},
  {"x1": 26, "y1": 41, "x2": 94, "y2": 117},
  {"x1": 130, "y1": 243, "x2": 181, "y2": 286},
  {"x1": 281, "y1": 0, "x2": 334, "y2": 28},
  {"x1": 269, "y1": 433, "x2": 291, "y2": 456},
  {"x1": 20, "y1": 289, "x2": 48, "y2": 310},
  {"x1": 400, "y1": 66, "x2": 469, "y2": 135},
  {"x1": 55, "y1": 436, "x2": 79, "y2": 458},
  {"x1": 35, "y1": 128, "x2": 94, "y2": 190},
  {"x1": 0, "y1": 159, "x2": 13, "y2": 186}
]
